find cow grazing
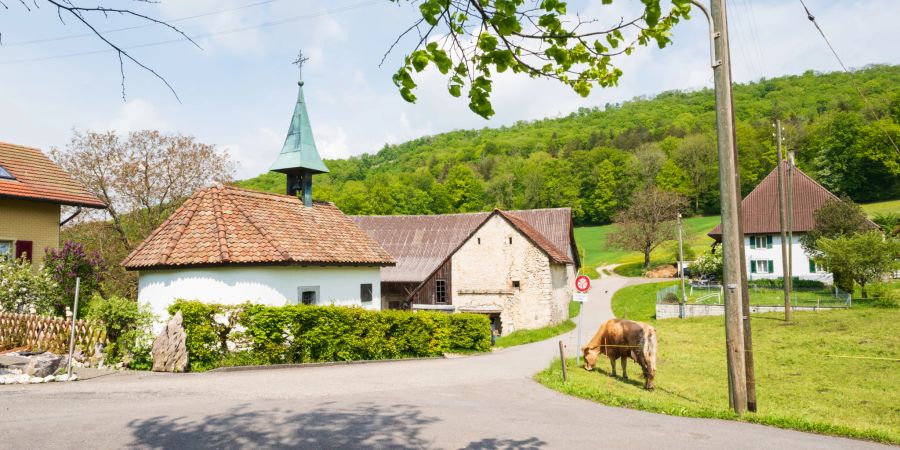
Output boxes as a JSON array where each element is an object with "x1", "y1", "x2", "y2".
[{"x1": 582, "y1": 319, "x2": 657, "y2": 390}]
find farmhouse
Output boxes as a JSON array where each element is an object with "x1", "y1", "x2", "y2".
[
  {"x1": 353, "y1": 208, "x2": 579, "y2": 335},
  {"x1": 708, "y1": 162, "x2": 877, "y2": 283},
  {"x1": 123, "y1": 75, "x2": 394, "y2": 321},
  {"x1": 0, "y1": 142, "x2": 106, "y2": 269}
]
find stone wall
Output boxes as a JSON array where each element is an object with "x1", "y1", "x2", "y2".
[
  {"x1": 451, "y1": 216, "x2": 567, "y2": 335},
  {"x1": 656, "y1": 302, "x2": 848, "y2": 320}
]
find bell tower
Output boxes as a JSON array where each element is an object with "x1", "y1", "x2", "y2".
[{"x1": 269, "y1": 51, "x2": 329, "y2": 207}]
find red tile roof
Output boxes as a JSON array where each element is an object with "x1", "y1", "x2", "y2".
[
  {"x1": 709, "y1": 162, "x2": 878, "y2": 238},
  {"x1": 123, "y1": 185, "x2": 395, "y2": 270},
  {"x1": 0, "y1": 141, "x2": 106, "y2": 208},
  {"x1": 352, "y1": 208, "x2": 576, "y2": 283}
]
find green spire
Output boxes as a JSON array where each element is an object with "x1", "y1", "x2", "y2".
[{"x1": 270, "y1": 79, "x2": 329, "y2": 175}]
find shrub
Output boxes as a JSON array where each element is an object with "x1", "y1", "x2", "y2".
[
  {"x1": 168, "y1": 301, "x2": 492, "y2": 371},
  {"x1": 44, "y1": 241, "x2": 104, "y2": 317},
  {"x1": 747, "y1": 277, "x2": 825, "y2": 290},
  {"x1": 867, "y1": 282, "x2": 900, "y2": 308},
  {"x1": 663, "y1": 292, "x2": 680, "y2": 304},
  {"x1": 86, "y1": 294, "x2": 155, "y2": 368},
  {"x1": 0, "y1": 256, "x2": 58, "y2": 315}
]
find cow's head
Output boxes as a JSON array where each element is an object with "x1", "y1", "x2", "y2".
[{"x1": 582, "y1": 346, "x2": 600, "y2": 371}]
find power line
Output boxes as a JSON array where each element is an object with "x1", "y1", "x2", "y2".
[
  {"x1": 0, "y1": 0, "x2": 383, "y2": 66},
  {"x1": 3, "y1": 0, "x2": 282, "y2": 47},
  {"x1": 797, "y1": 0, "x2": 900, "y2": 155}
]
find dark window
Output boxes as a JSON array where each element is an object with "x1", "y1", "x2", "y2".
[
  {"x1": 435, "y1": 279, "x2": 447, "y2": 304},
  {"x1": 0, "y1": 241, "x2": 12, "y2": 260},
  {"x1": 512, "y1": 280, "x2": 520, "y2": 289},
  {"x1": 508, "y1": 237, "x2": 512, "y2": 245},
  {"x1": 361, "y1": 283, "x2": 373, "y2": 303},
  {"x1": 14, "y1": 240, "x2": 32, "y2": 262},
  {"x1": 0, "y1": 164, "x2": 14, "y2": 180},
  {"x1": 477, "y1": 237, "x2": 481, "y2": 245},
  {"x1": 301, "y1": 291, "x2": 316, "y2": 305}
]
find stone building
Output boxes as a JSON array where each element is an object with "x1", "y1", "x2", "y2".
[
  {"x1": 124, "y1": 73, "x2": 394, "y2": 321},
  {"x1": 0, "y1": 142, "x2": 106, "y2": 269},
  {"x1": 353, "y1": 208, "x2": 579, "y2": 335}
]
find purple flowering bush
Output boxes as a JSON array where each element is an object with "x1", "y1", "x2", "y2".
[{"x1": 44, "y1": 241, "x2": 105, "y2": 317}]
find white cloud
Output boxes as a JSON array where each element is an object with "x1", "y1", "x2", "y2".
[{"x1": 99, "y1": 99, "x2": 172, "y2": 133}]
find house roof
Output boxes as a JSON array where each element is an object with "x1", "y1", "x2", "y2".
[
  {"x1": 709, "y1": 162, "x2": 878, "y2": 239},
  {"x1": 0, "y1": 141, "x2": 106, "y2": 208},
  {"x1": 123, "y1": 185, "x2": 395, "y2": 270},
  {"x1": 352, "y1": 208, "x2": 577, "y2": 283}
]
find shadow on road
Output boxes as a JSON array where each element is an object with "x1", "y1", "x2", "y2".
[{"x1": 127, "y1": 402, "x2": 547, "y2": 449}]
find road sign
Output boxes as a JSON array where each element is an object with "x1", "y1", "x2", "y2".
[
  {"x1": 573, "y1": 292, "x2": 589, "y2": 303},
  {"x1": 575, "y1": 275, "x2": 591, "y2": 292}
]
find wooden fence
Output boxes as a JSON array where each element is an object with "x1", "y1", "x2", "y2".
[{"x1": 0, "y1": 312, "x2": 107, "y2": 356}]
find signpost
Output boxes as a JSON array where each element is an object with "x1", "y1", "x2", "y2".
[{"x1": 574, "y1": 275, "x2": 591, "y2": 366}]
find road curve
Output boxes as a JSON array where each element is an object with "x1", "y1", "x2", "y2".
[{"x1": 0, "y1": 270, "x2": 888, "y2": 449}]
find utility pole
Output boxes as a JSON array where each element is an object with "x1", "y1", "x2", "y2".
[
  {"x1": 678, "y1": 213, "x2": 687, "y2": 319},
  {"x1": 692, "y1": 0, "x2": 748, "y2": 414},
  {"x1": 775, "y1": 120, "x2": 793, "y2": 322},
  {"x1": 787, "y1": 150, "x2": 795, "y2": 303}
]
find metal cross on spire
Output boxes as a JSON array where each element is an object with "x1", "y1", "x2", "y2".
[{"x1": 292, "y1": 50, "x2": 309, "y2": 83}]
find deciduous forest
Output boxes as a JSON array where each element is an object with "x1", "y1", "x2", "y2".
[{"x1": 238, "y1": 65, "x2": 899, "y2": 224}]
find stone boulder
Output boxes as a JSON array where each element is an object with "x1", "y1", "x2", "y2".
[
  {"x1": 24, "y1": 352, "x2": 63, "y2": 378},
  {"x1": 152, "y1": 311, "x2": 189, "y2": 372},
  {"x1": 0, "y1": 354, "x2": 30, "y2": 374}
]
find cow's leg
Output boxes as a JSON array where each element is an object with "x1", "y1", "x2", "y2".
[
  {"x1": 621, "y1": 356, "x2": 628, "y2": 379},
  {"x1": 610, "y1": 356, "x2": 617, "y2": 377}
]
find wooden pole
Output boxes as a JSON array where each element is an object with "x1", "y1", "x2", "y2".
[
  {"x1": 66, "y1": 277, "x2": 81, "y2": 379},
  {"x1": 558, "y1": 340, "x2": 568, "y2": 382},
  {"x1": 776, "y1": 120, "x2": 793, "y2": 322},
  {"x1": 678, "y1": 213, "x2": 687, "y2": 319}
]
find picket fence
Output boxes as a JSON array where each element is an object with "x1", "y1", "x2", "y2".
[{"x1": 0, "y1": 312, "x2": 107, "y2": 356}]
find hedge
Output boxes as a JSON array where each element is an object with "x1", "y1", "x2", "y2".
[{"x1": 167, "y1": 300, "x2": 491, "y2": 371}]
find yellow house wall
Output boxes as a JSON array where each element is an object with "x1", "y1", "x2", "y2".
[{"x1": 0, "y1": 197, "x2": 60, "y2": 269}]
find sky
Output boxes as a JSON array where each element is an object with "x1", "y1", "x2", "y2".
[{"x1": 1, "y1": 0, "x2": 898, "y2": 179}]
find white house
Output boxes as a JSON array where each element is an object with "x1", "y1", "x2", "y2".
[
  {"x1": 709, "y1": 162, "x2": 877, "y2": 284},
  {"x1": 123, "y1": 73, "x2": 395, "y2": 321},
  {"x1": 353, "y1": 208, "x2": 579, "y2": 335}
]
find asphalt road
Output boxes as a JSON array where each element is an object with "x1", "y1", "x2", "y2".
[{"x1": 0, "y1": 272, "x2": 889, "y2": 449}]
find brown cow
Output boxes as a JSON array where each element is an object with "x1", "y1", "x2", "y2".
[{"x1": 582, "y1": 319, "x2": 657, "y2": 390}]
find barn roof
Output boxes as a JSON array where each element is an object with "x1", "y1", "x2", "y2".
[
  {"x1": 123, "y1": 185, "x2": 394, "y2": 270},
  {"x1": 0, "y1": 141, "x2": 106, "y2": 208},
  {"x1": 352, "y1": 208, "x2": 577, "y2": 283},
  {"x1": 709, "y1": 162, "x2": 878, "y2": 239}
]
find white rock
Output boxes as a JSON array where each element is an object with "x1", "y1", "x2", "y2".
[
  {"x1": 13, "y1": 374, "x2": 30, "y2": 384},
  {"x1": 42, "y1": 375, "x2": 56, "y2": 383},
  {"x1": 28, "y1": 376, "x2": 45, "y2": 384}
]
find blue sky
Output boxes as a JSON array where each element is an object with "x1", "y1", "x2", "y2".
[{"x1": 1, "y1": 0, "x2": 898, "y2": 179}]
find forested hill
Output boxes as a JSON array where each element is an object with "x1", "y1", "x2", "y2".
[{"x1": 238, "y1": 65, "x2": 900, "y2": 225}]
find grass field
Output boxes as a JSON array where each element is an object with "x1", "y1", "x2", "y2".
[
  {"x1": 575, "y1": 199, "x2": 900, "y2": 277},
  {"x1": 493, "y1": 300, "x2": 581, "y2": 348},
  {"x1": 538, "y1": 281, "x2": 900, "y2": 444}
]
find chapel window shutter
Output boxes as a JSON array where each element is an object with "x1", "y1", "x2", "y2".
[
  {"x1": 768, "y1": 260, "x2": 774, "y2": 273},
  {"x1": 750, "y1": 237, "x2": 756, "y2": 249},
  {"x1": 14, "y1": 240, "x2": 33, "y2": 262},
  {"x1": 809, "y1": 259, "x2": 816, "y2": 273},
  {"x1": 766, "y1": 235, "x2": 773, "y2": 248},
  {"x1": 751, "y1": 261, "x2": 757, "y2": 273}
]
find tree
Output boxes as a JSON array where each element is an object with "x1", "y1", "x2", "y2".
[
  {"x1": 43, "y1": 241, "x2": 104, "y2": 317},
  {"x1": 692, "y1": 249, "x2": 723, "y2": 280},
  {"x1": 445, "y1": 165, "x2": 485, "y2": 212},
  {"x1": 816, "y1": 232, "x2": 900, "y2": 298},
  {"x1": 607, "y1": 187, "x2": 687, "y2": 269},
  {"x1": 590, "y1": 159, "x2": 619, "y2": 223},
  {"x1": 53, "y1": 130, "x2": 235, "y2": 299},
  {"x1": 3, "y1": 1, "x2": 197, "y2": 100},
  {"x1": 673, "y1": 134, "x2": 718, "y2": 212},
  {"x1": 800, "y1": 198, "x2": 873, "y2": 255},
  {"x1": 390, "y1": 0, "x2": 691, "y2": 117}
]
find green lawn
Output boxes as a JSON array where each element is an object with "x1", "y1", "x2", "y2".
[
  {"x1": 540, "y1": 281, "x2": 900, "y2": 444},
  {"x1": 575, "y1": 199, "x2": 900, "y2": 277}
]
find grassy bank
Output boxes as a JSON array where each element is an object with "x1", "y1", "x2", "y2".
[
  {"x1": 493, "y1": 300, "x2": 581, "y2": 348},
  {"x1": 538, "y1": 282, "x2": 900, "y2": 444}
]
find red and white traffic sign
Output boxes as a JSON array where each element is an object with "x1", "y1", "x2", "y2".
[{"x1": 575, "y1": 275, "x2": 591, "y2": 292}]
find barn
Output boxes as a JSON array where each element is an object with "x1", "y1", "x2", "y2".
[{"x1": 353, "y1": 208, "x2": 580, "y2": 335}]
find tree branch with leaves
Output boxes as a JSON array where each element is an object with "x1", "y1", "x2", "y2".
[{"x1": 388, "y1": 0, "x2": 692, "y2": 118}]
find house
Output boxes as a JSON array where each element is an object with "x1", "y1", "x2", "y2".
[
  {"x1": 708, "y1": 162, "x2": 877, "y2": 283},
  {"x1": 0, "y1": 142, "x2": 106, "y2": 269},
  {"x1": 123, "y1": 74, "x2": 395, "y2": 321},
  {"x1": 353, "y1": 208, "x2": 579, "y2": 335}
]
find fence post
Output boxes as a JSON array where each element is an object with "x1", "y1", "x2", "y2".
[
  {"x1": 66, "y1": 277, "x2": 81, "y2": 379},
  {"x1": 558, "y1": 340, "x2": 568, "y2": 382}
]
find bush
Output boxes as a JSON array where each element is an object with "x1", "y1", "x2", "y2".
[
  {"x1": 44, "y1": 241, "x2": 104, "y2": 317},
  {"x1": 86, "y1": 294, "x2": 155, "y2": 368},
  {"x1": 747, "y1": 277, "x2": 825, "y2": 290},
  {"x1": 0, "y1": 256, "x2": 58, "y2": 315},
  {"x1": 167, "y1": 301, "x2": 492, "y2": 371},
  {"x1": 867, "y1": 282, "x2": 900, "y2": 308}
]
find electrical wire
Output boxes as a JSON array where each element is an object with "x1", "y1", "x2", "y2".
[
  {"x1": 0, "y1": 0, "x2": 384, "y2": 66},
  {"x1": 798, "y1": 0, "x2": 900, "y2": 155}
]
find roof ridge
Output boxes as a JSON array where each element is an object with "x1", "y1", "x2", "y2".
[
  {"x1": 211, "y1": 187, "x2": 231, "y2": 262},
  {"x1": 160, "y1": 190, "x2": 204, "y2": 265},
  {"x1": 226, "y1": 189, "x2": 294, "y2": 261},
  {"x1": 497, "y1": 210, "x2": 572, "y2": 264}
]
